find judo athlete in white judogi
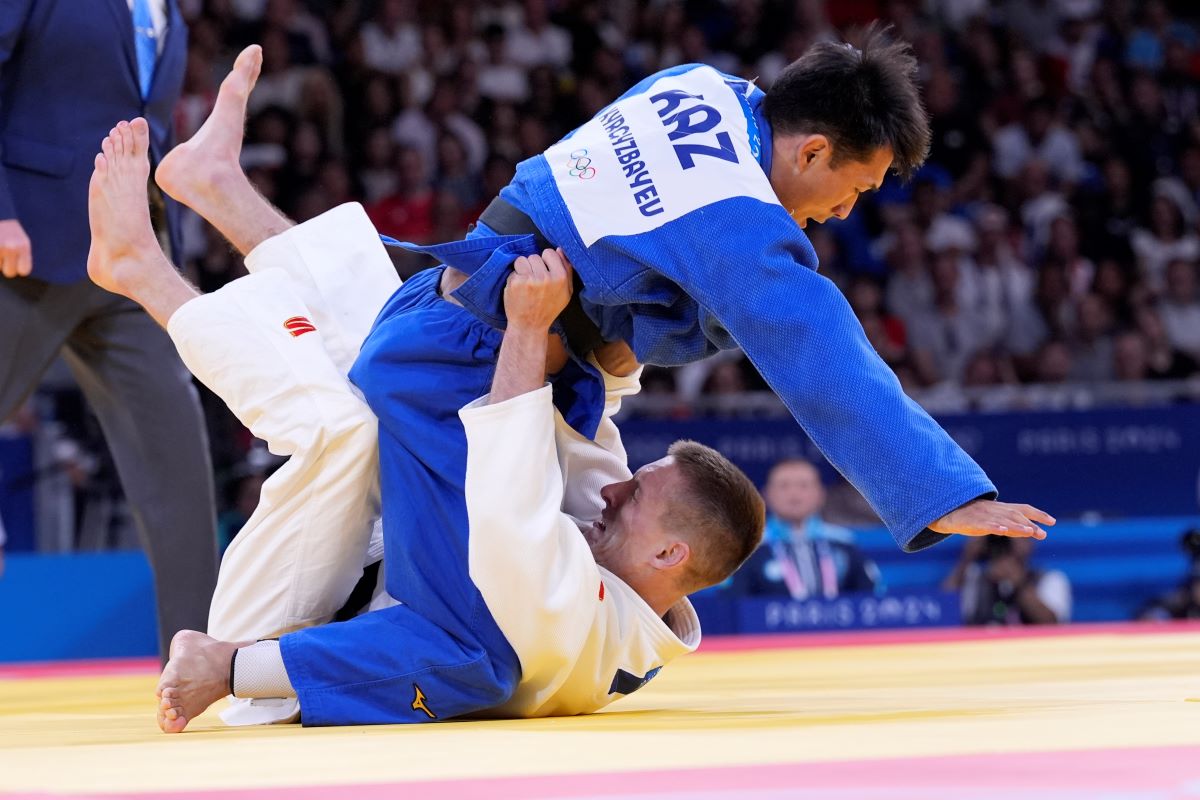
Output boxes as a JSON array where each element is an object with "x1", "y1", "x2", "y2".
[{"x1": 84, "y1": 47, "x2": 765, "y2": 732}]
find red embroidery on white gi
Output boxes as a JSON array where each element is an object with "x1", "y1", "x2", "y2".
[{"x1": 283, "y1": 316, "x2": 316, "y2": 337}]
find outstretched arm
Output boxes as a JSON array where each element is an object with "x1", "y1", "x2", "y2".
[{"x1": 627, "y1": 199, "x2": 1051, "y2": 550}]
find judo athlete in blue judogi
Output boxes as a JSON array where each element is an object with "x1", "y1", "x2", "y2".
[
  {"x1": 83, "y1": 48, "x2": 766, "y2": 732},
  {"x1": 389, "y1": 27, "x2": 1055, "y2": 553}
]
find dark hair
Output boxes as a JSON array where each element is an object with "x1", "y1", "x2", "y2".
[
  {"x1": 665, "y1": 440, "x2": 765, "y2": 591},
  {"x1": 762, "y1": 23, "x2": 930, "y2": 180}
]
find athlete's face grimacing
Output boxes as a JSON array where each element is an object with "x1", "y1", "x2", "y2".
[
  {"x1": 771, "y1": 135, "x2": 892, "y2": 230},
  {"x1": 586, "y1": 456, "x2": 688, "y2": 581}
]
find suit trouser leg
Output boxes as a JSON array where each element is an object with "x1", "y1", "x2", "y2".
[
  {"x1": 0, "y1": 277, "x2": 218, "y2": 659},
  {"x1": 0, "y1": 278, "x2": 86, "y2": 422},
  {"x1": 61, "y1": 284, "x2": 218, "y2": 657},
  {"x1": 0, "y1": 279, "x2": 85, "y2": 561}
]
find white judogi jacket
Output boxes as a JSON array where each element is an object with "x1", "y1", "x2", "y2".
[{"x1": 463, "y1": 377, "x2": 701, "y2": 718}]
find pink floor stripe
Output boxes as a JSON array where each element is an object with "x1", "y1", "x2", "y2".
[
  {"x1": 2, "y1": 745, "x2": 1195, "y2": 800},
  {"x1": 0, "y1": 657, "x2": 158, "y2": 680},
  {"x1": 698, "y1": 618, "x2": 1200, "y2": 653}
]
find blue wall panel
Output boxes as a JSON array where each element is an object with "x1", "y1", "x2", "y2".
[
  {"x1": 621, "y1": 406, "x2": 1200, "y2": 519},
  {"x1": 0, "y1": 551, "x2": 157, "y2": 662}
]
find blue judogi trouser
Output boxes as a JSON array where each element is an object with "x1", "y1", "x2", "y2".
[{"x1": 279, "y1": 267, "x2": 521, "y2": 726}]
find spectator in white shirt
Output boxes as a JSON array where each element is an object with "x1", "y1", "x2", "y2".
[
  {"x1": 477, "y1": 23, "x2": 529, "y2": 104},
  {"x1": 506, "y1": 0, "x2": 572, "y2": 69},
  {"x1": 1158, "y1": 258, "x2": 1200, "y2": 360},
  {"x1": 359, "y1": 0, "x2": 422, "y2": 76},
  {"x1": 1132, "y1": 181, "x2": 1200, "y2": 295},
  {"x1": 993, "y1": 97, "x2": 1085, "y2": 186}
]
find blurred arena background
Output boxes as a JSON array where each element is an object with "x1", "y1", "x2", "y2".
[
  {"x1": 0, "y1": 0, "x2": 1198, "y2": 663},
  {"x1": 3, "y1": 2, "x2": 1200, "y2": 798}
]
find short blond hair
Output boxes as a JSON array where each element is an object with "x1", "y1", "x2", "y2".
[{"x1": 665, "y1": 440, "x2": 765, "y2": 592}]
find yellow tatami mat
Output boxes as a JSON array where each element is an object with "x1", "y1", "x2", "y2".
[{"x1": 1, "y1": 623, "x2": 1198, "y2": 799}]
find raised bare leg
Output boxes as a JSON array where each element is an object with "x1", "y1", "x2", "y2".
[
  {"x1": 157, "y1": 630, "x2": 252, "y2": 734},
  {"x1": 156, "y1": 45, "x2": 291, "y2": 256},
  {"x1": 87, "y1": 119, "x2": 197, "y2": 328}
]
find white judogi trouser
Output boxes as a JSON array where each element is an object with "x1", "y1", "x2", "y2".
[{"x1": 166, "y1": 204, "x2": 400, "y2": 645}]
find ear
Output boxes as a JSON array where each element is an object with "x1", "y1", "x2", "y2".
[
  {"x1": 797, "y1": 134, "x2": 830, "y2": 169},
  {"x1": 654, "y1": 540, "x2": 691, "y2": 571}
]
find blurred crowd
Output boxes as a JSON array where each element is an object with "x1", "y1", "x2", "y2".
[
  {"x1": 7, "y1": 0, "x2": 1200, "y2": 556},
  {"x1": 166, "y1": 0, "x2": 1200, "y2": 425}
]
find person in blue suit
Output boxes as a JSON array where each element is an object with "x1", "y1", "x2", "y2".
[{"x1": 0, "y1": 0, "x2": 217, "y2": 658}]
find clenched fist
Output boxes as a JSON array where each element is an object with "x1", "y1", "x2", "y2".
[{"x1": 503, "y1": 248, "x2": 574, "y2": 333}]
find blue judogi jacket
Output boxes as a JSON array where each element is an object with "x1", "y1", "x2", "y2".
[{"x1": 390, "y1": 64, "x2": 995, "y2": 552}]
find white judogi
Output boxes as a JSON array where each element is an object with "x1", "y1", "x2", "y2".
[
  {"x1": 167, "y1": 203, "x2": 699, "y2": 721},
  {"x1": 172, "y1": 204, "x2": 398, "y2": 644},
  {"x1": 464, "y1": 386, "x2": 700, "y2": 718}
]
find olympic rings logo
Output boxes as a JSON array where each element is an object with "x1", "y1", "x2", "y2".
[{"x1": 567, "y1": 148, "x2": 597, "y2": 180}]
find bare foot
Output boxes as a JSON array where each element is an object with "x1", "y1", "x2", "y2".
[
  {"x1": 156, "y1": 44, "x2": 261, "y2": 215},
  {"x1": 156, "y1": 630, "x2": 243, "y2": 734},
  {"x1": 86, "y1": 119, "x2": 169, "y2": 298}
]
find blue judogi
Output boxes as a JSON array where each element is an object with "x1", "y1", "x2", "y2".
[
  {"x1": 279, "y1": 64, "x2": 998, "y2": 726},
  {"x1": 279, "y1": 269, "x2": 521, "y2": 726},
  {"x1": 390, "y1": 64, "x2": 996, "y2": 553}
]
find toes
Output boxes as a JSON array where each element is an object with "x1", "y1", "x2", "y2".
[
  {"x1": 161, "y1": 696, "x2": 184, "y2": 722},
  {"x1": 247, "y1": 45, "x2": 263, "y2": 83},
  {"x1": 237, "y1": 44, "x2": 262, "y2": 73},
  {"x1": 163, "y1": 714, "x2": 188, "y2": 734},
  {"x1": 101, "y1": 135, "x2": 115, "y2": 161},
  {"x1": 117, "y1": 121, "x2": 133, "y2": 158},
  {"x1": 130, "y1": 118, "x2": 150, "y2": 156},
  {"x1": 111, "y1": 126, "x2": 124, "y2": 157},
  {"x1": 157, "y1": 704, "x2": 188, "y2": 734},
  {"x1": 229, "y1": 45, "x2": 262, "y2": 95},
  {"x1": 94, "y1": 153, "x2": 107, "y2": 174},
  {"x1": 157, "y1": 690, "x2": 188, "y2": 734}
]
